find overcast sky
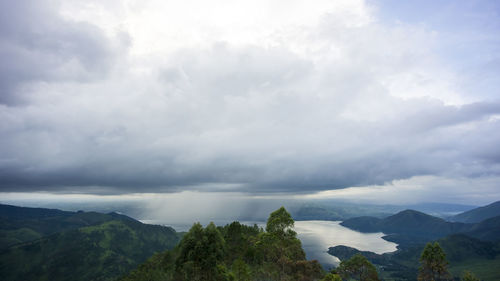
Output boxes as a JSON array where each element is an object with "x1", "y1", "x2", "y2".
[{"x1": 1, "y1": 0, "x2": 499, "y2": 205}]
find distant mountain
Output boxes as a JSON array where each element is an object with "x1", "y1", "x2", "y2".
[
  {"x1": 290, "y1": 203, "x2": 393, "y2": 221},
  {"x1": 290, "y1": 201, "x2": 476, "y2": 221},
  {"x1": 341, "y1": 209, "x2": 472, "y2": 246},
  {"x1": 403, "y1": 202, "x2": 477, "y2": 217},
  {"x1": 449, "y1": 201, "x2": 500, "y2": 223},
  {"x1": 0, "y1": 204, "x2": 181, "y2": 281}
]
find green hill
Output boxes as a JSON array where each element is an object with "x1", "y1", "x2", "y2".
[
  {"x1": 341, "y1": 208, "x2": 500, "y2": 249},
  {"x1": 464, "y1": 215, "x2": 500, "y2": 242},
  {"x1": 0, "y1": 204, "x2": 181, "y2": 281},
  {"x1": 0, "y1": 218, "x2": 180, "y2": 281},
  {"x1": 0, "y1": 204, "x2": 136, "y2": 249},
  {"x1": 340, "y1": 210, "x2": 472, "y2": 247},
  {"x1": 328, "y1": 234, "x2": 500, "y2": 281},
  {"x1": 449, "y1": 201, "x2": 500, "y2": 223}
]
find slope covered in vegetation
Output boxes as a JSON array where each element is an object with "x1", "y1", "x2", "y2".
[
  {"x1": 329, "y1": 234, "x2": 500, "y2": 280},
  {"x1": 0, "y1": 204, "x2": 136, "y2": 249},
  {"x1": 449, "y1": 201, "x2": 500, "y2": 223},
  {"x1": 0, "y1": 205, "x2": 180, "y2": 281},
  {"x1": 120, "y1": 207, "x2": 325, "y2": 281}
]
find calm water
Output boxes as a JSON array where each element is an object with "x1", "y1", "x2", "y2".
[
  {"x1": 295, "y1": 220, "x2": 397, "y2": 269},
  {"x1": 141, "y1": 219, "x2": 397, "y2": 270}
]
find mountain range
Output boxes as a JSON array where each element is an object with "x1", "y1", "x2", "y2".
[{"x1": 334, "y1": 201, "x2": 500, "y2": 280}]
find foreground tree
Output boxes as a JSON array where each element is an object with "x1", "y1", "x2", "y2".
[
  {"x1": 258, "y1": 206, "x2": 322, "y2": 281},
  {"x1": 337, "y1": 254, "x2": 380, "y2": 281},
  {"x1": 320, "y1": 273, "x2": 342, "y2": 281},
  {"x1": 461, "y1": 271, "x2": 480, "y2": 281},
  {"x1": 418, "y1": 242, "x2": 451, "y2": 281},
  {"x1": 175, "y1": 222, "x2": 229, "y2": 281},
  {"x1": 232, "y1": 258, "x2": 251, "y2": 281},
  {"x1": 265, "y1": 206, "x2": 296, "y2": 238}
]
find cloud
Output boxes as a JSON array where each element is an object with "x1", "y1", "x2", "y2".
[
  {"x1": 0, "y1": 0, "x2": 128, "y2": 105},
  {"x1": 0, "y1": 0, "x2": 499, "y2": 201}
]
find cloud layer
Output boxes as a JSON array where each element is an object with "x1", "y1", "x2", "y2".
[{"x1": 0, "y1": 0, "x2": 499, "y2": 202}]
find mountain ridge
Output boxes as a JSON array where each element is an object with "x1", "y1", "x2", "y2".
[{"x1": 449, "y1": 201, "x2": 500, "y2": 223}]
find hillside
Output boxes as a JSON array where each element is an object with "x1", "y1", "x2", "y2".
[
  {"x1": 0, "y1": 218, "x2": 180, "y2": 281},
  {"x1": 464, "y1": 215, "x2": 500, "y2": 242},
  {"x1": 0, "y1": 204, "x2": 136, "y2": 249},
  {"x1": 0, "y1": 204, "x2": 181, "y2": 281},
  {"x1": 328, "y1": 234, "x2": 500, "y2": 281},
  {"x1": 449, "y1": 201, "x2": 500, "y2": 223},
  {"x1": 340, "y1": 209, "x2": 472, "y2": 247}
]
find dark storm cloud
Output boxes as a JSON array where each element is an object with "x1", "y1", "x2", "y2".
[
  {"x1": 1, "y1": 0, "x2": 500, "y2": 196},
  {"x1": 0, "y1": 0, "x2": 121, "y2": 105}
]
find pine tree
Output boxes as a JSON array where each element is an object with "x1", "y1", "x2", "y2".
[
  {"x1": 418, "y1": 242, "x2": 451, "y2": 281},
  {"x1": 462, "y1": 271, "x2": 480, "y2": 281}
]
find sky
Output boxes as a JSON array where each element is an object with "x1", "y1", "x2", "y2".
[{"x1": 1, "y1": 0, "x2": 500, "y2": 209}]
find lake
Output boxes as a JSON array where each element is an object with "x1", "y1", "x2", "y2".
[
  {"x1": 141, "y1": 219, "x2": 398, "y2": 270},
  {"x1": 294, "y1": 220, "x2": 398, "y2": 269}
]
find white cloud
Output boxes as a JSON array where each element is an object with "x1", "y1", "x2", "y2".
[{"x1": 305, "y1": 175, "x2": 500, "y2": 205}]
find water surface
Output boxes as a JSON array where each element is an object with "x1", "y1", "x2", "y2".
[{"x1": 295, "y1": 220, "x2": 397, "y2": 269}]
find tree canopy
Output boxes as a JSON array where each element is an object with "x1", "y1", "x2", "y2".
[
  {"x1": 337, "y1": 253, "x2": 380, "y2": 281},
  {"x1": 266, "y1": 206, "x2": 297, "y2": 238},
  {"x1": 418, "y1": 242, "x2": 451, "y2": 281}
]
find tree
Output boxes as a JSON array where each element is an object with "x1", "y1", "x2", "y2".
[
  {"x1": 175, "y1": 222, "x2": 228, "y2": 281},
  {"x1": 257, "y1": 207, "x2": 322, "y2": 281},
  {"x1": 337, "y1": 254, "x2": 380, "y2": 281},
  {"x1": 320, "y1": 273, "x2": 342, "y2": 281},
  {"x1": 266, "y1": 206, "x2": 296, "y2": 238},
  {"x1": 232, "y1": 258, "x2": 251, "y2": 281},
  {"x1": 462, "y1": 271, "x2": 480, "y2": 281},
  {"x1": 418, "y1": 242, "x2": 451, "y2": 281}
]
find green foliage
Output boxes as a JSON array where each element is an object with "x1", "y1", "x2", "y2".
[
  {"x1": 232, "y1": 258, "x2": 251, "y2": 281},
  {"x1": 0, "y1": 204, "x2": 139, "y2": 250},
  {"x1": 418, "y1": 242, "x2": 451, "y2": 281},
  {"x1": 175, "y1": 222, "x2": 227, "y2": 281},
  {"x1": 0, "y1": 219, "x2": 180, "y2": 281},
  {"x1": 337, "y1": 253, "x2": 380, "y2": 281},
  {"x1": 320, "y1": 273, "x2": 342, "y2": 281},
  {"x1": 330, "y1": 233, "x2": 500, "y2": 281},
  {"x1": 121, "y1": 207, "x2": 324, "y2": 281},
  {"x1": 266, "y1": 206, "x2": 296, "y2": 238},
  {"x1": 461, "y1": 271, "x2": 480, "y2": 281}
]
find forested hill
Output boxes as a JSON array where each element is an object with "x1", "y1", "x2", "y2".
[
  {"x1": 449, "y1": 200, "x2": 500, "y2": 223},
  {"x1": 340, "y1": 210, "x2": 472, "y2": 241},
  {"x1": 329, "y1": 234, "x2": 500, "y2": 280},
  {"x1": 0, "y1": 204, "x2": 181, "y2": 281},
  {"x1": 0, "y1": 203, "x2": 135, "y2": 249},
  {"x1": 120, "y1": 207, "x2": 325, "y2": 281},
  {"x1": 340, "y1": 209, "x2": 500, "y2": 250}
]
